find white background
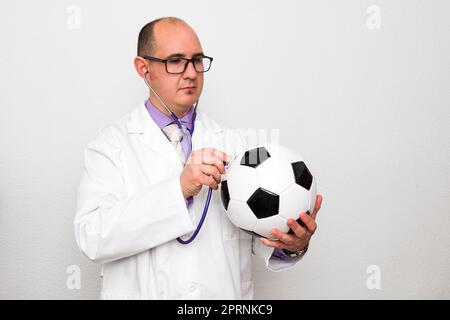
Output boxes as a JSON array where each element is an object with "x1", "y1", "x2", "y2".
[{"x1": 0, "y1": 0, "x2": 449, "y2": 299}]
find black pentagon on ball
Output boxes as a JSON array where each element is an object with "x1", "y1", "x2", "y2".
[
  {"x1": 246, "y1": 187, "x2": 279, "y2": 219},
  {"x1": 240, "y1": 146, "x2": 271, "y2": 168},
  {"x1": 220, "y1": 180, "x2": 230, "y2": 210},
  {"x1": 291, "y1": 161, "x2": 313, "y2": 190}
]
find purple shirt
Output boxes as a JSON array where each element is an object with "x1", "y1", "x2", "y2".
[{"x1": 144, "y1": 99, "x2": 291, "y2": 260}]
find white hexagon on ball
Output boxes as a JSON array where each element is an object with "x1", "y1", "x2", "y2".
[
  {"x1": 225, "y1": 162, "x2": 259, "y2": 203},
  {"x1": 253, "y1": 215, "x2": 289, "y2": 239},
  {"x1": 256, "y1": 156, "x2": 295, "y2": 195},
  {"x1": 278, "y1": 183, "x2": 310, "y2": 221},
  {"x1": 226, "y1": 199, "x2": 257, "y2": 231}
]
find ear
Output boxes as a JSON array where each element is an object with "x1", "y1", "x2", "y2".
[{"x1": 134, "y1": 56, "x2": 149, "y2": 79}]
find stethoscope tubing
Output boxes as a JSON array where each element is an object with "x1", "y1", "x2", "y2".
[{"x1": 143, "y1": 72, "x2": 210, "y2": 245}]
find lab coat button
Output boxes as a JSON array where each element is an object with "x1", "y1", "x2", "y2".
[{"x1": 189, "y1": 283, "x2": 197, "y2": 292}]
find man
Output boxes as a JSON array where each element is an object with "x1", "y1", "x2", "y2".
[{"x1": 74, "y1": 17, "x2": 323, "y2": 299}]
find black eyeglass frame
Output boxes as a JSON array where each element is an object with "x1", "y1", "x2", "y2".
[{"x1": 142, "y1": 55, "x2": 214, "y2": 74}]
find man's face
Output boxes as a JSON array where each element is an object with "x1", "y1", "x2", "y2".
[{"x1": 147, "y1": 22, "x2": 204, "y2": 111}]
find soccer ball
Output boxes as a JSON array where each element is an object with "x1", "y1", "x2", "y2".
[{"x1": 220, "y1": 143, "x2": 317, "y2": 239}]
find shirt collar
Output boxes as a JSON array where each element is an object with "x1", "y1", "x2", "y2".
[{"x1": 145, "y1": 98, "x2": 194, "y2": 132}]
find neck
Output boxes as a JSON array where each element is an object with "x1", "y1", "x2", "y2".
[{"x1": 148, "y1": 95, "x2": 190, "y2": 119}]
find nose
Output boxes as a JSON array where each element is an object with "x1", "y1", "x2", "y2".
[{"x1": 183, "y1": 60, "x2": 198, "y2": 79}]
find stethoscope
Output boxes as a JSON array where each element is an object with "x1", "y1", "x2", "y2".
[{"x1": 143, "y1": 71, "x2": 213, "y2": 245}]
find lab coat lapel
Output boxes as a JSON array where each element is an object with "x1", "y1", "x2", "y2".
[
  {"x1": 127, "y1": 104, "x2": 183, "y2": 169},
  {"x1": 191, "y1": 112, "x2": 223, "y2": 153}
]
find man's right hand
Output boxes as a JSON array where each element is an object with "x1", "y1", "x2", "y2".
[{"x1": 180, "y1": 148, "x2": 232, "y2": 199}]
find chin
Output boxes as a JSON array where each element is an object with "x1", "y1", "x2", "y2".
[{"x1": 177, "y1": 94, "x2": 199, "y2": 108}]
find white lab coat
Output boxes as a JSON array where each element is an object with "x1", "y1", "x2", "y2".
[{"x1": 74, "y1": 103, "x2": 303, "y2": 300}]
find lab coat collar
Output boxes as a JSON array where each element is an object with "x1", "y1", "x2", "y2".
[{"x1": 126, "y1": 103, "x2": 222, "y2": 134}]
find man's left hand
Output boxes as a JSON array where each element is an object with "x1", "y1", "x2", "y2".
[{"x1": 260, "y1": 194, "x2": 323, "y2": 253}]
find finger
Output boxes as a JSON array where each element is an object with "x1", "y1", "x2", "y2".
[
  {"x1": 259, "y1": 237, "x2": 286, "y2": 249},
  {"x1": 299, "y1": 211, "x2": 317, "y2": 234},
  {"x1": 205, "y1": 148, "x2": 232, "y2": 170},
  {"x1": 211, "y1": 148, "x2": 232, "y2": 164},
  {"x1": 200, "y1": 153, "x2": 226, "y2": 174},
  {"x1": 311, "y1": 194, "x2": 323, "y2": 220},
  {"x1": 199, "y1": 148, "x2": 224, "y2": 161},
  {"x1": 187, "y1": 150, "x2": 203, "y2": 165},
  {"x1": 199, "y1": 174, "x2": 218, "y2": 190},
  {"x1": 201, "y1": 165, "x2": 221, "y2": 184},
  {"x1": 287, "y1": 218, "x2": 307, "y2": 239},
  {"x1": 189, "y1": 149, "x2": 221, "y2": 167},
  {"x1": 270, "y1": 228, "x2": 295, "y2": 245}
]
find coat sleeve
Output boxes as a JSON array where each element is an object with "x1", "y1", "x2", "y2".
[
  {"x1": 251, "y1": 236, "x2": 305, "y2": 272},
  {"x1": 74, "y1": 126, "x2": 195, "y2": 264}
]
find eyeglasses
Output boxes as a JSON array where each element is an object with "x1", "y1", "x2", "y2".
[{"x1": 142, "y1": 55, "x2": 213, "y2": 74}]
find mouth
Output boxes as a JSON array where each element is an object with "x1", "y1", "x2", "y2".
[{"x1": 180, "y1": 86, "x2": 196, "y2": 91}]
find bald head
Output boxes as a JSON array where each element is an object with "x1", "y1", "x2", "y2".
[
  {"x1": 137, "y1": 17, "x2": 193, "y2": 56},
  {"x1": 134, "y1": 17, "x2": 205, "y2": 118}
]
